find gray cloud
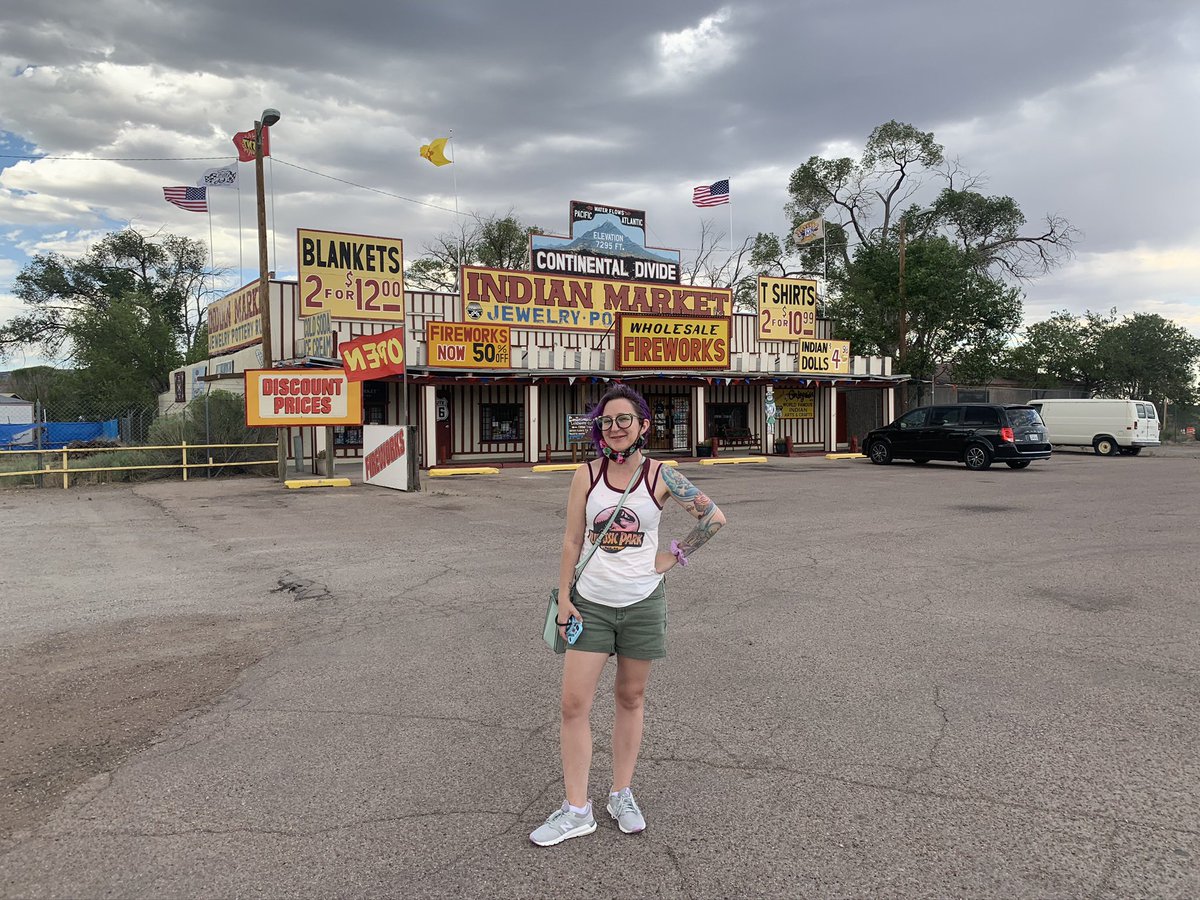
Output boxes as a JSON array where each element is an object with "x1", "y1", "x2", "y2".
[{"x1": 1, "y1": 0, "x2": 1197, "y2": 341}]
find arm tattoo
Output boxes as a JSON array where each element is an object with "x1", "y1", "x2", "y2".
[{"x1": 660, "y1": 465, "x2": 725, "y2": 558}]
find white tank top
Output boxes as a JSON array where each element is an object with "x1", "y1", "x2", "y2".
[{"x1": 574, "y1": 458, "x2": 665, "y2": 608}]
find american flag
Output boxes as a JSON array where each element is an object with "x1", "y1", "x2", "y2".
[
  {"x1": 692, "y1": 179, "x2": 730, "y2": 208},
  {"x1": 163, "y1": 186, "x2": 208, "y2": 213}
]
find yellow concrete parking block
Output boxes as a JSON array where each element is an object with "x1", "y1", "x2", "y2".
[
  {"x1": 429, "y1": 467, "x2": 500, "y2": 477},
  {"x1": 285, "y1": 478, "x2": 352, "y2": 489},
  {"x1": 700, "y1": 456, "x2": 768, "y2": 465},
  {"x1": 825, "y1": 453, "x2": 866, "y2": 460}
]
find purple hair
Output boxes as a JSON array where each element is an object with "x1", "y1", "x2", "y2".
[{"x1": 587, "y1": 383, "x2": 651, "y2": 454}]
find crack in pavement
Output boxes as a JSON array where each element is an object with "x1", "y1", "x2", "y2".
[{"x1": 901, "y1": 683, "x2": 950, "y2": 788}]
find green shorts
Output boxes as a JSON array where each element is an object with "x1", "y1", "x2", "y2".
[{"x1": 569, "y1": 579, "x2": 667, "y2": 660}]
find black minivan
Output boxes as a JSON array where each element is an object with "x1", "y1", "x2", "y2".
[{"x1": 864, "y1": 404, "x2": 1052, "y2": 470}]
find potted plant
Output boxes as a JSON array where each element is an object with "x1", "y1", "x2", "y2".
[{"x1": 695, "y1": 438, "x2": 713, "y2": 458}]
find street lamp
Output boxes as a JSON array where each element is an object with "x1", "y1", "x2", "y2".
[{"x1": 254, "y1": 107, "x2": 286, "y2": 481}]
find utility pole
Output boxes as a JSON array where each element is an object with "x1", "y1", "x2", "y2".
[
  {"x1": 897, "y1": 218, "x2": 908, "y2": 411},
  {"x1": 254, "y1": 109, "x2": 286, "y2": 481}
]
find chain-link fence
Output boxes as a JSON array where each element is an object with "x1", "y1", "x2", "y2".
[
  {"x1": 901, "y1": 382, "x2": 1091, "y2": 409},
  {"x1": 1, "y1": 390, "x2": 273, "y2": 487}
]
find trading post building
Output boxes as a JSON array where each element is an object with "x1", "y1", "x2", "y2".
[{"x1": 166, "y1": 212, "x2": 905, "y2": 469}]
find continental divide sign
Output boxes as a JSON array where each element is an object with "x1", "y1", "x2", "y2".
[{"x1": 460, "y1": 266, "x2": 732, "y2": 332}]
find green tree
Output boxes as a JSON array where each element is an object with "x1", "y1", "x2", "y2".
[
  {"x1": 1, "y1": 229, "x2": 216, "y2": 411},
  {"x1": 766, "y1": 120, "x2": 1075, "y2": 401},
  {"x1": 1095, "y1": 313, "x2": 1200, "y2": 410},
  {"x1": 406, "y1": 212, "x2": 542, "y2": 292},
  {"x1": 1005, "y1": 309, "x2": 1116, "y2": 392}
]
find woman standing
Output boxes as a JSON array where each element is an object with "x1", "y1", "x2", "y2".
[{"x1": 531, "y1": 384, "x2": 727, "y2": 846}]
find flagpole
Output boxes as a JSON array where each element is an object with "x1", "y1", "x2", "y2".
[
  {"x1": 236, "y1": 168, "x2": 244, "y2": 280},
  {"x1": 728, "y1": 193, "x2": 733, "y2": 253},
  {"x1": 206, "y1": 206, "x2": 216, "y2": 357}
]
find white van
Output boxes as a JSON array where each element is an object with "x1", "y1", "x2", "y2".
[{"x1": 1026, "y1": 398, "x2": 1160, "y2": 456}]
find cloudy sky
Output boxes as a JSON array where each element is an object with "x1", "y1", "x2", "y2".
[{"x1": 2, "y1": 0, "x2": 1198, "y2": 369}]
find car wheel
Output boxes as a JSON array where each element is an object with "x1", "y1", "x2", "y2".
[
  {"x1": 911, "y1": 456, "x2": 930, "y2": 465},
  {"x1": 868, "y1": 440, "x2": 892, "y2": 465},
  {"x1": 1127, "y1": 447, "x2": 1142, "y2": 456},
  {"x1": 1006, "y1": 460, "x2": 1032, "y2": 469},
  {"x1": 1093, "y1": 437, "x2": 1119, "y2": 456},
  {"x1": 964, "y1": 443, "x2": 992, "y2": 471}
]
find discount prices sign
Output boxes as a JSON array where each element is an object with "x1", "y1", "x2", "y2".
[
  {"x1": 244, "y1": 369, "x2": 363, "y2": 426},
  {"x1": 757, "y1": 276, "x2": 817, "y2": 341},
  {"x1": 340, "y1": 328, "x2": 406, "y2": 382},
  {"x1": 298, "y1": 228, "x2": 405, "y2": 322},
  {"x1": 426, "y1": 321, "x2": 511, "y2": 368}
]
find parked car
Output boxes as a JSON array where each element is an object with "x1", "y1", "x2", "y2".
[
  {"x1": 1025, "y1": 398, "x2": 1159, "y2": 455},
  {"x1": 864, "y1": 404, "x2": 1052, "y2": 471}
]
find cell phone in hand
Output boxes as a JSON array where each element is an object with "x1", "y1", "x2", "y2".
[{"x1": 565, "y1": 615, "x2": 583, "y2": 645}]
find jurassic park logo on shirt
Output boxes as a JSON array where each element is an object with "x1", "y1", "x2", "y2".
[{"x1": 589, "y1": 506, "x2": 645, "y2": 553}]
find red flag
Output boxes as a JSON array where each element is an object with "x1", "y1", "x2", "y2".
[{"x1": 232, "y1": 127, "x2": 269, "y2": 162}]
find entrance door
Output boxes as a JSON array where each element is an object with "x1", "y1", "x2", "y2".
[
  {"x1": 836, "y1": 392, "x2": 848, "y2": 446},
  {"x1": 435, "y1": 388, "x2": 453, "y2": 465},
  {"x1": 645, "y1": 395, "x2": 690, "y2": 453}
]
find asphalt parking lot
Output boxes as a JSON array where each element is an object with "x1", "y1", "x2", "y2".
[{"x1": 1, "y1": 450, "x2": 1198, "y2": 899}]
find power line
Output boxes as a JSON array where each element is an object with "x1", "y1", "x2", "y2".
[
  {"x1": 271, "y1": 157, "x2": 461, "y2": 216},
  {"x1": 0, "y1": 154, "x2": 235, "y2": 161},
  {"x1": 0, "y1": 152, "x2": 464, "y2": 216}
]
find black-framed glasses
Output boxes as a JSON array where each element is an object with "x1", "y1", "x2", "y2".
[{"x1": 594, "y1": 413, "x2": 640, "y2": 431}]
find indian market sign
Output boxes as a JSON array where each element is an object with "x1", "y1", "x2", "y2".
[
  {"x1": 616, "y1": 315, "x2": 731, "y2": 371},
  {"x1": 757, "y1": 276, "x2": 818, "y2": 341},
  {"x1": 301, "y1": 310, "x2": 333, "y2": 358},
  {"x1": 244, "y1": 369, "x2": 363, "y2": 427},
  {"x1": 797, "y1": 339, "x2": 851, "y2": 375},
  {"x1": 530, "y1": 201, "x2": 682, "y2": 284},
  {"x1": 297, "y1": 228, "x2": 405, "y2": 322},
  {"x1": 775, "y1": 388, "x2": 815, "y2": 419},
  {"x1": 426, "y1": 321, "x2": 512, "y2": 368},
  {"x1": 363, "y1": 425, "x2": 410, "y2": 491},
  {"x1": 339, "y1": 328, "x2": 406, "y2": 382},
  {"x1": 461, "y1": 266, "x2": 731, "y2": 332},
  {"x1": 207, "y1": 281, "x2": 262, "y2": 355}
]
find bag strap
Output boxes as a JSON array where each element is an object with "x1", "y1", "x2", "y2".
[{"x1": 572, "y1": 458, "x2": 646, "y2": 584}]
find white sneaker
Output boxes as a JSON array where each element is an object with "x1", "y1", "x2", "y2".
[
  {"x1": 529, "y1": 802, "x2": 597, "y2": 846},
  {"x1": 606, "y1": 788, "x2": 646, "y2": 834}
]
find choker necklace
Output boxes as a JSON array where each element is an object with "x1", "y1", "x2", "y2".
[{"x1": 599, "y1": 433, "x2": 645, "y2": 463}]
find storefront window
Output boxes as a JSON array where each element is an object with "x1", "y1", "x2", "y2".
[
  {"x1": 334, "y1": 425, "x2": 364, "y2": 447},
  {"x1": 708, "y1": 403, "x2": 749, "y2": 439},
  {"x1": 481, "y1": 404, "x2": 523, "y2": 443},
  {"x1": 364, "y1": 382, "x2": 387, "y2": 426}
]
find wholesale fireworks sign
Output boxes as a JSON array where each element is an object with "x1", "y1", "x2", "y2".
[
  {"x1": 757, "y1": 276, "x2": 818, "y2": 341},
  {"x1": 298, "y1": 228, "x2": 405, "y2": 322},
  {"x1": 461, "y1": 266, "x2": 732, "y2": 332},
  {"x1": 426, "y1": 322, "x2": 512, "y2": 368},
  {"x1": 616, "y1": 315, "x2": 731, "y2": 371},
  {"x1": 244, "y1": 369, "x2": 363, "y2": 427},
  {"x1": 530, "y1": 201, "x2": 682, "y2": 284},
  {"x1": 207, "y1": 281, "x2": 262, "y2": 355}
]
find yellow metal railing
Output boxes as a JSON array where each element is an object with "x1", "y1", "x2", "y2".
[{"x1": 0, "y1": 442, "x2": 277, "y2": 488}]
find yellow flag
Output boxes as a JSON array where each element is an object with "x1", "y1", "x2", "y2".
[{"x1": 420, "y1": 137, "x2": 452, "y2": 166}]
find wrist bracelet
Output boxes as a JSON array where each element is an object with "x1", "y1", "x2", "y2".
[{"x1": 669, "y1": 540, "x2": 689, "y2": 567}]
